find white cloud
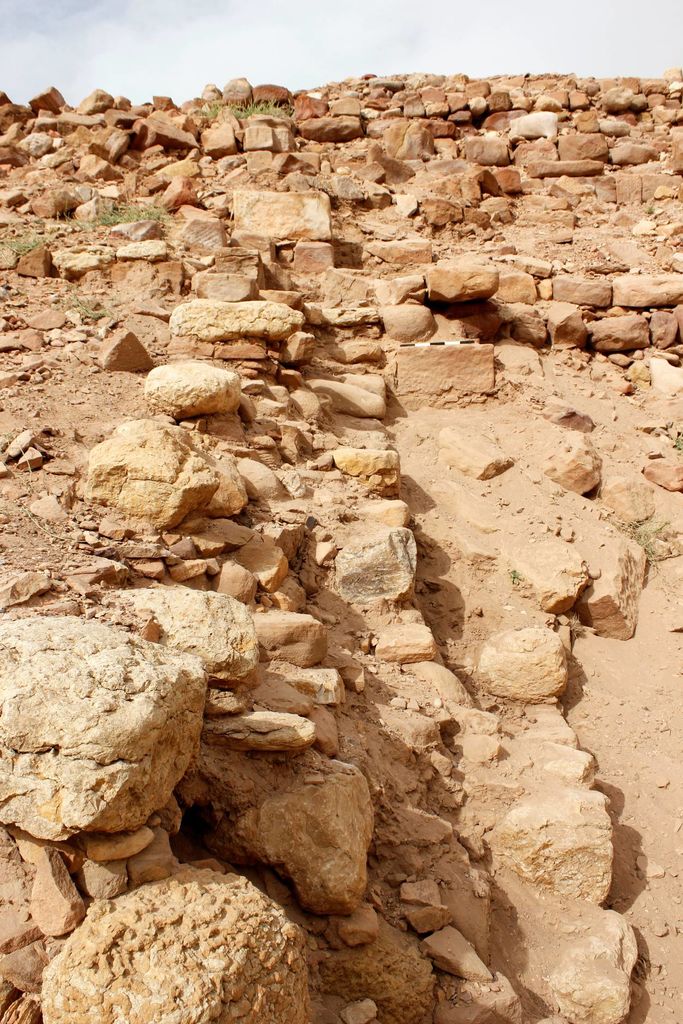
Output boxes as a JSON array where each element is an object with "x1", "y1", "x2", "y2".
[{"x1": 1, "y1": 0, "x2": 681, "y2": 105}]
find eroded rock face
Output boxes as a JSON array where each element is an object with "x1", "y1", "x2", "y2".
[
  {"x1": 0, "y1": 616, "x2": 206, "y2": 840},
  {"x1": 489, "y1": 787, "x2": 613, "y2": 902},
  {"x1": 179, "y1": 750, "x2": 373, "y2": 914},
  {"x1": 549, "y1": 911, "x2": 637, "y2": 1024},
  {"x1": 335, "y1": 528, "x2": 417, "y2": 604},
  {"x1": 478, "y1": 627, "x2": 568, "y2": 702},
  {"x1": 169, "y1": 299, "x2": 304, "y2": 343},
  {"x1": 144, "y1": 361, "x2": 241, "y2": 418},
  {"x1": 232, "y1": 189, "x2": 332, "y2": 240},
  {"x1": 125, "y1": 588, "x2": 259, "y2": 681},
  {"x1": 86, "y1": 419, "x2": 218, "y2": 529},
  {"x1": 41, "y1": 868, "x2": 310, "y2": 1024},
  {"x1": 319, "y1": 920, "x2": 434, "y2": 1024}
]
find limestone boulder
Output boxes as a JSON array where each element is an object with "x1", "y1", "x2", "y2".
[
  {"x1": 478, "y1": 627, "x2": 568, "y2": 702},
  {"x1": 612, "y1": 274, "x2": 683, "y2": 308},
  {"x1": 374, "y1": 624, "x2": 437, "y2": 664},
  {"x1": 427, "y1": 260, "x2": 499, "y2": 303},
  {"x1": 543, "y1": 435, "x2": 602, "y2": 494},
  {"x1": 439, "y1": 426, "x2": 512, "y2": 480},
  {"x1": 254, "y1": 611, "x2": 327, "y2": 667},
  {"x1": 41, "y1": 868, "x2": 310, "y2": 1024},
  {"x1": 125, "y1": 588, "x2": 258, "y2": 681},
  {"x1": 144, "y1": 361, "x2": 241, "y2": 418},
  {"x1": 489, "y1": 787, "x2": 613, "y2": 902},
  {"x1": 233, "y1": 189, "x2": 332, "y2": 240},
  {"x1": 180, "y1": 750, "x2": 373, "y2": 914},
  {"x1": 309, "y1": 378, "x2": 387, "y2": 419},
  {"x1": 336, "y1": 528, "x2": 417, "y2": 604},
  {"x1": 203, "y1": 711, "x2": 316, "y2": 752},
  {"x1": 332, "y1": 447, "x2": 400, "y2": 493},
  {"x1": 590, "y1": 314, "x2": 649, "y2": 352},
  {"x1": 170, "y1": 299, "x2": 304, "y2": 343},
  {"x1": 86, "y1": 419, "x2": 218, "y2": 529},
  {"x1": 507, "y1": 537, "x2": 589, "y2": 613},
  {"x1": 548, "y1": 911, "x2": 637, "y2": 1024},
  {"x1": 0, "y1": 616, "x2": 205, "y2": 840}
]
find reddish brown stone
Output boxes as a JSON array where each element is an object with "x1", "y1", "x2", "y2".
[
  {"x1": 643, "y1": 462, "x2": 683, "y2": 492},
  {"x1": 293, "y1": 95, "x2": 329, "y2": 120},
  {"x1": 252, "y1": 84, "x2": 292, "y2": 105},
  {"x1": 298, "y1": 117, "x2": 363, "y2": 142}
]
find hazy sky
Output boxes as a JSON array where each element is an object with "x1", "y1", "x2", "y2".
[{"x1": 2, "y1": 0, "x2": 682, "y2": 106}]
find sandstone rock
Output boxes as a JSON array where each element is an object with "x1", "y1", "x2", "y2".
[
  {"x1": 340, "y1": 999, "x2": 378, "y2": 1024},
  {"x1": 82, "y1": 827, "x2": 154, "y2": 861},
  {"x1": 29, "y1": 848, "x2": 85, "y2": 936},
  {"x1": 232, "y1": 535, "x2": 288, "y2": 592},
  {"x1": 309, "y1": 379, "x2": 386, "y2": 419},
  {"x1": 75, "y1": 859, "x2": 127, "y2": 899},
  {"x1": 100, "y1": 329, "x2": 153, "y2": 372},
  {"x1": 643, "y1": 461, "x2": 683, "y2": 492},
  {"x1": 427, "y1": 260, "x2": 499, "y2": 302},
  {"x1": 509, "y1": 112, "x2": 558, "y2": 139},
  {"x1": 0, "y1": 571, "x2": 51, "y2": 610},
  {"x1": 600, "y1": 475, "x2": 655, "y2": 523},
  {"x1": 319, "y1": 919, "x2": 434, "y2": 1024},
  {"x1": 144, "y1": 361, "x2": 241, "y2": 418},
  {"x1": 233, "y1": 189, "x2": 332, "y2": 240},
  {"x1": 86, "y1": 420, "x2": 218, "y2": 529},
  {"x1": 464, "y1": 136, "x2": 509, "y2": 166},
  {"x1": 299, "y1": 117, "x2": 363, "y2": 142},
  {"x1": 552, "y1": 276, "x2": 612, "y2": 307},
  {"x1": 420, "y1": 926, "x2": 492, "y2": 981},
  {"x1": 381, "y1": 304, "x2": 436, "y2": 343},
  {"x1": 41, "y1": 868, "x2": 310, "y2": 1024},
  {"x1": 335, "y1": 905, "x2": 380, "y2": 948},
  {"x1": 612, "y1": 275, "x2": 683, "y2": 308},
  {"x1": 0, "y1": 616, "x2": 205, "y2": 840},
  {"x1": 214, "y1": 561, "x2": 258, "y2": 603},
  {"x1": 383, "y1": 121, "x2": 435, "y2": 161},
  {"x1": 203, "y1": 452, "x2": 249, "y2": 517},
  {"x1": 547, "y1": 302, "x2": 587, "y2": 348},
  {"x1": 396, "y1": 344, "x2": 495, "y2": 402},
  {"x1": 333, "y1": 447, "x2": 400, "y2": 493},
  {"x1": 336, "y1": 528, "x2": 417, "y2": 604},
  {"x1": 126, "y1": 827, "x2": 175, "y2": 886},
  {"x1": 183, "y1": 751, "x2": 372, "y2": 914},
  {"x1": 204, "y1": 711, "x2": 316, "y2": 751},
  {"x1": 590, "y1": 314, "x2": 649, "y2": 352},
  {"x1": 507, "y1": 537, "x2": 589, "y2": 613},
  {"x1": 478, "y1": 627, "x2": 567, "y2": 702},
  {"x1": 548, "y1": 911, "x2": 637, "y2": 1024},
  {"x1": 201, "y1": 125, "x2": 237, "y2": 158},
  {"x1": 489, "y1": 787, "x2": 613, "y2": 902},
  {"x1": 438, "y1": 426, "x2": 512, "y2": 480},
  {"x1": 254, "y1": 611, "x2": 327, "y2": 667},
  {"x1": 576, "y1": 541, "x2": 646, "y2": 641},
  {"x1": 411, "y1": 662, "x2": 473, "y2": 705},
  {"x1": 649, "y1": 357, "x2": 683, "y2": 397},
  {"x1": 237, "y1": 457, "x2": 287, "y2": 501},
  {"x1": 543, "y1": 435, "x2": 602, "y2": 494},
  {"x1": 374, "y1": 624, "x2": 437, "y2": 664},
  {"x1": 170, "y1": 299, "x2": 304, "y2": 343},
  {"x1": 126, "y1": 587, "x2": 258, "y2": 681}
]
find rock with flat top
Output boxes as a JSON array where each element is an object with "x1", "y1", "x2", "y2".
[
  {"x1": 600, "y1": 475, "x2": 655, "y2": 523},
  {"x1": 233, "y1": 189, "x2": 332, "y2": 240},
  {"x1": 254, "y1": 611, "x2": 327, "y2": 667},
  {"x1": 478, "y1": 627, "x2": 567, "y2": 702},
  {"x1": 576, "y1": 541, "x2": 646, "y2": 640},
  {"x1": 507, "y1": 537, "x2": 589, "y2": 613},
  {"x1": 204, "y1": 711, "x2": 316, "y2": 751},
  {"x1": 170, "y1": 299, "x2": 304, "y2": 343},
  {"x1": 420, "y1": 926, "x2": 492, "y2": 980},
  {"x1": 427, "y1": 260, "x2": 499, "y2": 302},
  {"x1": 375, "y1": 624, "x2": 437, "y2": 664}
]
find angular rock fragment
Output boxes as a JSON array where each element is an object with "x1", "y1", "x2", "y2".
[
  {"x1": 478, "y1": 627, "x2": 568, "y2": 702},
  {"x1": 169, "y1": 299, "x2": 304, "y2": 343},
  {"x1": 144, "y1": 360, "x2": 241, "y2": 418},
  {"x1": 336, "y1": 528, "x2": 417, "y2": 603}
]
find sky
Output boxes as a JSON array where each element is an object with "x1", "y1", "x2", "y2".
[{"x1": 1, "y1": 0, "x2": 682, "y2": 106}]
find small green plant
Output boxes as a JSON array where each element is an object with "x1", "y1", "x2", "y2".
[
  {"x1": 0, "y1": 232, "x2": 44, "y2": 256},
  {"x1": 95, "y1": 203, "x2": 170, "y2": 227},
  {"x1": 623, "y1": 518, "x2": 672, "y2": 564},
  {"x1": 66, "y1": 288, "x2": 112, "y2": 323},
  {"x1": 645, "y1": 205, "x2": 656, "y2": 215},
  {"x1": 228, "y1": 100, "x2": 294, "y2": 119},
  {"x1": 196, "y1": 99, "x2": 226, "y2": 121},
  {"x1": 509, "y1": 569, "x2": 524, "y2": 587},
  {"x1": 674, "y1": 432, "x2": 683, "y2": 453}
]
